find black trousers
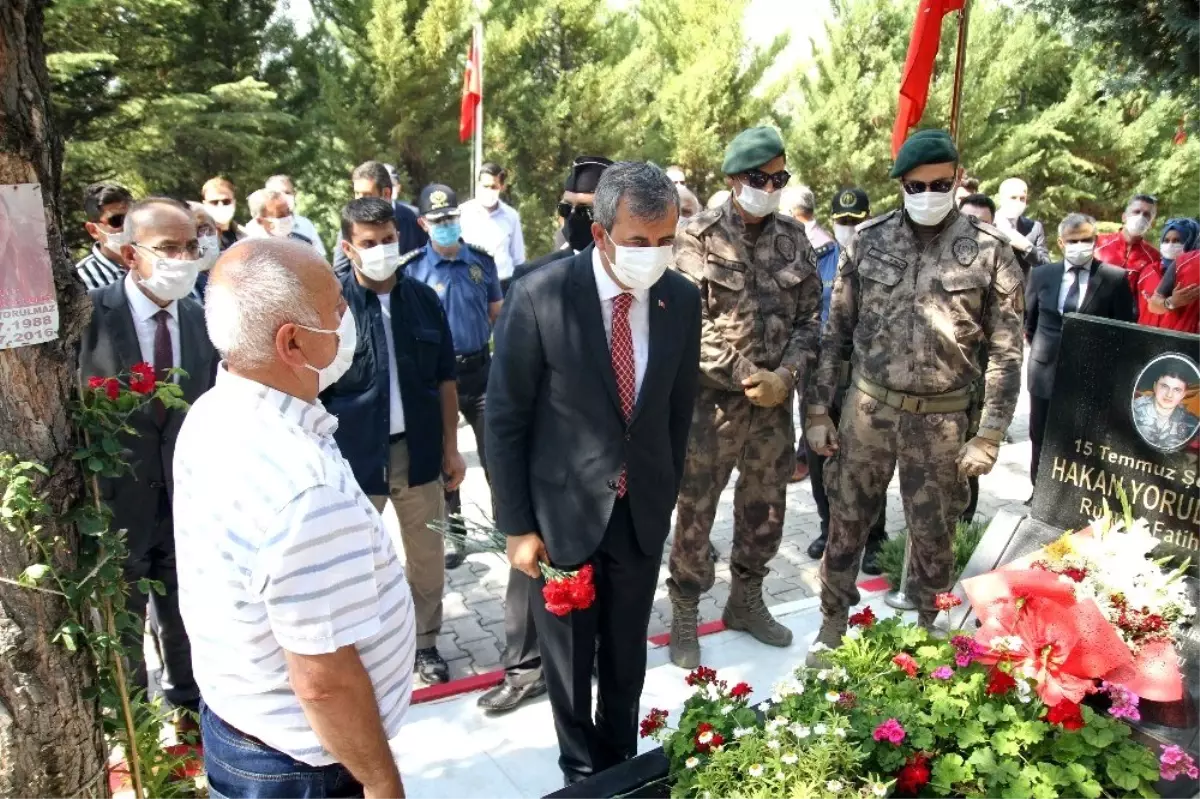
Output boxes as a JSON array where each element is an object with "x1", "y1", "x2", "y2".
[
  {"x1": 1029, "y1": 394, "x2": 1051, "y2": 486},
  {"x1": 500, "y1": 565, "x2": 542, "y2": 683},
  {"x1": 125, "y1": 489, "x2": 200, "y2": 713},
  {"x1": 531, "y1": 497, "x2": 660, "y2": 783},
  {"x1": 446, "y1": 354, "x2": 493, "y2": 521}
]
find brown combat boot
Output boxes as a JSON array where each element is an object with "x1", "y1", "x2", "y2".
[
  {"x1": 804, "y1": 613, "x2": 848, "y2": 668},
  {"x1": 669, "y1": 595, "x2": 701, "y2": 669},
  {"x1": 722, "y1": 575, "x2": 793, "y2": 648}
]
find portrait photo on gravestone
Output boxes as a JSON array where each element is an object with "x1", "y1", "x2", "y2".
[{"x1": 1131, "y1": 354, "x2": 1200, "y2": 454}]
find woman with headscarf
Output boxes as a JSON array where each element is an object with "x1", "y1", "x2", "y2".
[{"x1": 1140, "y1": 217, "x2": 1200, "y2": 332}]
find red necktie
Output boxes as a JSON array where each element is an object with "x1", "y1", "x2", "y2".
[
  {"x1": 611, "y1": 294, "x2": 634, "y2": 497},
  {"x1": 153, "y1": 310, "x2": 172, "y2": 423}
]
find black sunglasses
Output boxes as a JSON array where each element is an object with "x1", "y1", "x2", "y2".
[
  {"x1": 742, "y1": 169, "x2": 791, "y2": 191},
  {"x1": 558, "y1": 202, "x2": 593, "y2": 219},
  {"x1": 902, "y1": 178, "x2": 956, "y2": 195},
  {"x1": 104, "y1": 213, "x2": 126, "y2": 229}
]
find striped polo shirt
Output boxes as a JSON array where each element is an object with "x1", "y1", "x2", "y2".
[
  {"x1": 74, "y1": 244, "x2": 125, "y2": 291},
  {"x1": 173, "y1": 367, "x2": 415, "y2": 765}
]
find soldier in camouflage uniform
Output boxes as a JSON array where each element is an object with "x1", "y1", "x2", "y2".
[
  {"x1": 805, "y1": 130, "x2": 1023, "y2": 663},
  {"x1": 668, "y1": 127, "x2": 823, "y2": 668}
]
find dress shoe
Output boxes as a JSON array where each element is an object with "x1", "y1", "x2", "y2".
[
  {"x1": 476, "y1": 676, "x2": 546, "y2": 713},
  {"x1": 861, "y1": 536, "x2": 885, "y2": 576},
  {"x1": 444, "y1": 538, "x2": 466, "y2": 570},
  {"x1": 414, "y1": 647, "x2": 450, "y2": 684},
  {"x1": 789, "y1": 461, "x2": 810, "y2": 483},
  {"x1": 806, "y1": 532, "x2": 828, "y2": 560}
]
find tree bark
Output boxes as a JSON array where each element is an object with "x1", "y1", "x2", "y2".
[{"x1": 0, "y1": 0, "x2": 109, "y2": 795}]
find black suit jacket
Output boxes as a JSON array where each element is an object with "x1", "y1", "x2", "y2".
[
  {"x1": 486, "y1": 247, "x2": 702, "y2": 565},
  {"x1": 1025, "y1": 259, "x2": 1135, "y2": 398},
  {"x1": 78, "y1": 279, "x2": 217, "y2": 548},
  {"x1": 510, "y1": 246, "x2": 574, "y2": 283}
]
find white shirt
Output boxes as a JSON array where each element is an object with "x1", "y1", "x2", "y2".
[
  {"x1": 123, "y1": 271, "x2": 181, "y2": 370},
  {"x1": 459, "y1": 199, "x2": 526, "y2": 280},
  {"x1": 377, "y1": 293, "x2": 406, "y2": 435},
  {"x1": 592, "y1": 247, "x2": 649, "y2": 398},
  {"x1": 243, "y1": 214, "x2": 327, "y2": 257},
  {"x1": 1058, "y1": 260, "x2": 1092, "y2": 313},
  {"x1": 173, "y1": 368, "x2": 415, "y2": 765}
]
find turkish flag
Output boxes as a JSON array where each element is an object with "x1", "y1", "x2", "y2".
[
  {"x1": 459, "y1": 34, "x2": 481, "y2": 143},
  {"x1": 891, "y1": 0, "x2": 964, "y2": 157}
]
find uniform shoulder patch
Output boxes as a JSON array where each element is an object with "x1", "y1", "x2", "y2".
[
  {"x1": 466, "y1": 243, "x2": 496, "y2": 262},
  {"x1": 963, "y1": 214, "x2": 1007, "y2": 242},
  {"x1": 684, "y1": 207, "x2": 722, "y2": 237},
  {"x1": 398, "y1": 248, "x2": 423, "y2": 265},
  {"x1": 951, "y1": 237, "x2": 980, "y2": 266},
  {"x1": 855, "y1": 209, "x2": 899, "y2": 235}
]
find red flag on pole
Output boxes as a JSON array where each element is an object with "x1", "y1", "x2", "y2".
[
  {"x1": 892, "y1": 0, "x2": 965, "y2": 157},
  {"x1": 459, "y1": 32, "x2": 481, "y2": 143}
]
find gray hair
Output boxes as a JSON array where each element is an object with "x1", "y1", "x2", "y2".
[
  {"x1": 265, "y1": 174, "x2": 294, "y2": 192},
  {"x1": 592, "y1": 162, "x2": 679, "y2": 232},
  {"x1": 779, "y1": 185, "x2": 815, "y2": 215},
  {"x1": 677, "y1": 185, "x2": 701, "y2": 217},
  {"x1": 1058, "y1": 212, "x2": 1096, "y2": 238},
  {"x1": 205, "y1": 244, "x2": 320, "y2": 370}
]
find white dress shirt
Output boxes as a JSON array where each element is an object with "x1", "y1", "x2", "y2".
[
  {"x1": 124, "y1": 272, "x2": 181, "y2": 370},
  {"x1": 243, "y1": 214, "x2": 326, "y2": 257},
  {"x1": 377, "y1": 293, "x2": 406, "y2": 435},
  {"x1": 460, "y1": 199, "x2": 526, "y2": 280},
  {"x1": 592, "y1": 247, "x2": 649, "y2": 398},
  {"x1": 1058, "y1": 260, "x2": 1092, "y2": 313}
]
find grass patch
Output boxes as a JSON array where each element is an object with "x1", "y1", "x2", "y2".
[{"x1": 876, "y1": 518, "x2": 987, "y2": 589}]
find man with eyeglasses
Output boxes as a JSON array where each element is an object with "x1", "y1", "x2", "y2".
[
  {"x1": 666, "y1": 126, "x2": 822, "y2": 669},
  {"x1": 805, "y1": 130, "x2": 1023, "y2": 665},
  {"x1": 79, "y1": 197, "x2": 216, "y2": 738},
  {"x1": 511, "y1": 156, "x2": 614, "y2": 284},
  {"x1": 76, "y1": 182, "x2": 133, "y2": 290}
]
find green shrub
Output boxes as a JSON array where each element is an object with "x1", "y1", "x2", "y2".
[{"x1": 878, "y1": 520, "x2": 986, "y2": 590}]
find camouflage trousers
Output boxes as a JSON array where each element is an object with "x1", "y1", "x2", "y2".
[
  {"x1": 819, "y1": 384, "x2": 969, "y2": 619},
  {"x1": 668, "y1": 386, "x2": 794, "y2": 599}
]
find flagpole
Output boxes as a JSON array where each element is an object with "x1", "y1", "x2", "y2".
[
  {"x1": 948, "y1": 0, "x2": 970, "y2": 146},
  {"x1": 472, "y1": 22, "x2": 484, "y2": 198}
]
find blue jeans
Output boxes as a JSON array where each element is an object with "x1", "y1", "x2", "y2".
[{"x1": 201, "y1": 704, "x2": 363, "y2": 798}]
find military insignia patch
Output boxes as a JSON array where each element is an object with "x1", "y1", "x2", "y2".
[
  {"x1": 430, "y1": 190, "x2": 450, "y2": 210},
  {"x1": 775, "y1": 234, "x2": 797, "y2": 262},
  {"x1": 952, "y1": 237, "x2": 979, "y2": 266},
  {"x1": 469, "y1": 265, "x2": 484, "y2": 284},
  {"x1": 839, "y1": 190, "x2": 856, "y2": 207}
]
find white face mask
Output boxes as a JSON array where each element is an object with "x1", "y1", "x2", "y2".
[
  {"x1": 299, "y1": 308, "x2": 357, "y2": 391},
  {"x1": 196, "y1": 234, "x2": 220, "y2": 271},
  {"x1": 133, "y1": 245, "x2": 201, "y2": 301},
  {"x1": 998, "y1": 198, "x2": 1026, "y2": 221},
  {"x1": 603, "y1": 232, "x2": 672, "y2": 291},
  {"x1": 103, "y1": 226, "x2": 130, "y2": 249},
  {"x1": 266, "y1": 216, "x2": 294, "y2": 238},
  {"x1": 207, "y1": 202, "x2": 236, "y2": 226},
  {"x1": 1160, "y1": 242, "x2": 1185, "y2": 261},
  {"x1": 1125, "y1": 214, "x2": 1152, "y2": 237},
  {"x1": 734, "y1": 182, "x2": 781, "y2": 217},
  {"x1": 351, "y1": 241, "x2": 402, "y2": 281},
  {"x1": 904, "y1": 191, "x2": 955, "y2": 226},
  {"x1": 476, "y1": 186, "x2": 501, "y2": 208},
  {"x1": 833, "y1": 223, "x2": 857, "y2": 249},
  {"x1": 1064, "y1": 241, "x2": 1094, "y2": 267}
]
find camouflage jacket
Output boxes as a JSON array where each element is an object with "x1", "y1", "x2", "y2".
[
  {"x1": 808, "y1": 209, "x2": 1025, "y2": 436},
  {"x1": 673, "y1": 199, "x2": 823, "y2": 393}
]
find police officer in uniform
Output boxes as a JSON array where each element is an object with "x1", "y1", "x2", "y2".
[
  {"x1": 805, "y1": 130, "x2": 1024, "y2": 664},
  {"x1": 667, "y1": 127, "x2": 823, "y2": 669},
  {"x1": 404, "y1": 184, "x2": 504, "y2": 570}
]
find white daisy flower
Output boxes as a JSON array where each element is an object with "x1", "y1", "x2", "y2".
[
  {"x1": 685, "y1": 756, "x2": 700, "y2": 769},
  {"x1": 809, "y1": 641, "x2": 829, "y2": 653},
  {"x1": 826, "y1": 780, "x2": 843, "y2": 793},
  {"x1": 748, "y1": 764, "x2": 764, "y2": 778},
  {"x1": 781, "y1": 752, "x2": 799, "y2": 765},
  {"x1": 767, "y1": 739, "x2": 781, "y2": 751},
  {"x1": 814, "y1": 723, "x2": 828, "y2": 736},
  {"x1": 817, "y1": 669, "x2": 829, "y2": 681},
  {"x1": 831, "y1": 666, "x2": 849, "y2": 683},
  {"x1": 733, "y1": 726, "x2": 754, "y2": 739},
  {"x1": 720, "y1": 704, "x2": 734, "y2": 716},
  {"x1": 775, "y1": 770, "x2": 786, "y2": 781},
  {"x1": 791, "y1": 724, "x2": 811, "y2": 739},
  {"x1": 871, "y1": 782, "x2": 888, "y2": 797},
  {"x1": 834, "y1": 727, "x2": 846, "y2": 738},
  {"x1": 1016, "y1": 679, "x2": 1033, "y2": 704},
  {"x1": 825, "y1": 691, "x2": 841, "y2": 702},
  {"x1": 697, "y1": 730, "x2": 714, "y2": 745},
  {"x1": 712, "y1": 744, "x2": 724, "y2": 754},
  {"x1": 758, "y1": 699, "x2": 773, "y2": 712}
]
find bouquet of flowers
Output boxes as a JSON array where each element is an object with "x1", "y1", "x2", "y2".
[{"x1": 426, "y1": 514, "x2": 594, "y2": 616}]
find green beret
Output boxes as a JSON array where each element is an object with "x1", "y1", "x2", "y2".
[
  {"x1": 888, "y1": 129, "x2": 959, "y2": 179},
  {"x1": 722, "y1": 126, "x2": 786, "y2": 175}
]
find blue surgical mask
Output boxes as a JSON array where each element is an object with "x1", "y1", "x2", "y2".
[{"x1": 430, "y1": 221, "x2": 461, "y2": 247}]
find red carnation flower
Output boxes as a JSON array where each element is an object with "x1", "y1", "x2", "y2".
[
  {"x1": 87, "y1": 376, "x2": 105, "y2": 390},
  {"x1": 895, "y1": 753, "x2": 931, "y2": 795},
  {"x1": 986, "y1": 667, "x2": 1018, "y2": 696},
  {"x1": 1061, "y1": 566, "x2": 1088, "y2": 583},
  {"x1": 1046, "y1": 699, "x2": 1085, "y2": 731},
  {"x1": 685, "y1": 666, "x2": 718, "y2": 687},
  {"x1": 934, "y1": 592, "x2": 962, "y2": 612},
  {"x1": 849, "y1": 606, "x2": 876, "y2": 628},
  {"x1": 542, "y1": 579, "x2": 574, "y2": 616},
  {"x1": 730, "y1": 681, "x2": 752, "y2": 699},
  {"x1": 566, "y1": 574, "x2": 595, "y2": 610},
  {"x1": 103, "y1": 378, "x2": 120, "y2": 401},
  {"x1": 129, "y1": 362, "x2": 157, "y2": 395},
  {"x1": 639, "y1": 708, "x2": 668, "y2": 738}
]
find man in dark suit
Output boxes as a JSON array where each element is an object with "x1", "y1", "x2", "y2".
[
  {"x1": 1026, "y1": 212, "x2": 1135, "y2": 487},
  {"x1": 996, "y1": 177, "x2": 1051, "y2": 278},
  {"x1": 476, "y1": 154, "x2": 613, "y2": 716},
  {"x1": 486, "y1": 162, "x2": 701, "y2": 784},
  {"x1": 333, "y1": 161, "x2": 428, "y2": 273},
  {"x1": 78, "y1": 197, "x2": 217, "y2": 730},
  {"x1": 509, "y1": 156, "x2": 612, "y2": 284}
]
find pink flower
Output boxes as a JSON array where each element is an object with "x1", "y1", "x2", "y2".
[
  {"x1": 950, "y1": 635, "x2": 982, "y2": 668},
  {"x1": 1160, "y1": 745, "x2": 1199, "y2": 781},
  {"x1": 1102, "y1": 681, "x2": 1141, "y2": 723},
  {"x1": 931, "y1": 666, "x2": 954, "y2": 680},
  {"x1": 872, "y1": 718, "x2": 906, "y2": 745},
  {"x1": 934, "y1": 592, "x2": 962, "y2": 612}
]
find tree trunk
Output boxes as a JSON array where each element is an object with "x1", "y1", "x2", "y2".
[{"x1": 0, "y1": 0, "x2": 109, "y2": 795}]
